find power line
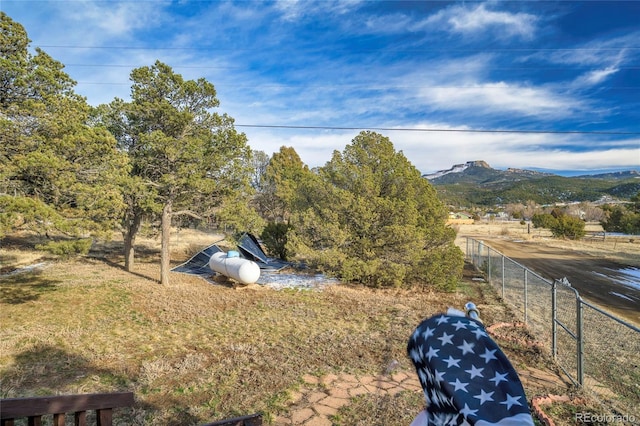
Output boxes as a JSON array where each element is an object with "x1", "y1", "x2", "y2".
[
  {"x1": 66, "y1": 63, "x2": 242, "y2": 70},
  {"x1": 234, "y1": 124, "x2": 640, "y2": 136},
  {"x1": 65, "y1": 63, "x2": 640, "y2": 71},
  {"x1": 38, "y1": 44, "x2": 640, "y2": 53},
  {"x1": 73, "y1": 81, "x2": 640, "y2": 90}
]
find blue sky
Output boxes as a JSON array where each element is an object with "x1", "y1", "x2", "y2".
[{"x1": 4, "y1": 0, "x2": 639, "y2": 175}]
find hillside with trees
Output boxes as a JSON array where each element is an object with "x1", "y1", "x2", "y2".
[{"x1": 426, "y1": 161, "x2": 640, "y2": 206}]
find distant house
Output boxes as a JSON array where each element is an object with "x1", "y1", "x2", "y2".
[
  {"x1": 483, "y1": 211, "x2": 509, "y2": 220},
  {"x1": 447, "y1": 211, "x2": 474, "y2": 225}
]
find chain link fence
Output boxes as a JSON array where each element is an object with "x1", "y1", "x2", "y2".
[{"x1": 466, "y1": 238, "x2": 640, "y2": 418}]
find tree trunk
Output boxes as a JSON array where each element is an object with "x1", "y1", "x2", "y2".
[
  {"x1": 160, "y1": 201, "x2": 172, "y2": 285},
  {"x1": 123, "y1": 212, "x2": 142, "y2": 271}
]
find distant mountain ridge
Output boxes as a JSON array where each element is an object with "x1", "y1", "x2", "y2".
[
  {"x1": 423, "y1": 161, "x2": 640, "y2": 206},
  {"x1": 423, "y1": 160, "x2": 553, "y2": 184}
]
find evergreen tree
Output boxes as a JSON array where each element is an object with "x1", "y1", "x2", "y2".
[
  {"x1": 98, "y1": 61, "x2": 255, "y2": 284},
  {"x1": 0, "y1": 13, "x2": 127, "y2": 247},
  {"x1": 600, "y1": 193, "x2": 640, "y2": 235},
  {"x1": 289, "y1": 131, "x2": 463, "y2": 289}
]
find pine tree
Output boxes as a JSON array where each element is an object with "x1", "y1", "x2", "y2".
[{"x1": 0, "y1": 13, "x2": 127, "y2": 248}]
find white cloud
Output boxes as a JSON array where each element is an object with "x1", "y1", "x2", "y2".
[
  {"x1": 393, "y1": 55, "x2": 582, "y2": 119},
  {"x1": 544, "y1": 32, "x2": 639, "y2": 67},
  {"x1": 273, "y1": 0, "x2": 362, "y2": 22},
  {"x1": 424, "y1": 3, "x2": 537, "y2": 39},
  {"x1": 572, "y1": 65, "x2": 620, "y2": 88},
  {"x1": 67, "y1": 2, "x2": 165, "y2": 38},
  {"x1": 363, "y1": 13, "x2": 414, "y2": 34},
  {"x1": 530, "y1": 33, "x2": 638, "y2": 90},
  {"x1": 421, "y1": 82, "x2": 578, "y2": 118}
]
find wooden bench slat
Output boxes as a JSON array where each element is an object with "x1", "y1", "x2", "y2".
[
  {"x1": 96, "y1": 408, "x2": 112, "y2": 426},
  {"x1": 53, "y1": 413, "x2": 65, "y2": 426},
  {"x1": 0, "y1": 392, "x2": 134, "y2": 418},
  {"x1": 75, "y1": 410, "x2": 87, "y2": 426}
]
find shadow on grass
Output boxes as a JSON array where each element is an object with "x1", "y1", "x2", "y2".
[
  {"x1": 94, "y1": 256, "x2": 160, "y2": 283},
  {"x1": 88, "y1": 240, "x2": 163, "y2": 283},
  {"x1": 0, "y1": 271, "x2": 61, "y2": 304},
  {"x1": 0, "y1": 344, "x2": 207, "y2": 425}
]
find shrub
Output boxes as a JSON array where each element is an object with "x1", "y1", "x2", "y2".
[
  {"x1": 532, "y1": 213, "x2": 557, "y2": 229},
  {"x1": 260, "y1": 222, "x2": 294, "y2": 260},
  {"x1": 36, "y1": 238, "x2": 93, "y2": 258},
  {"x1": 549, "y1": 216, "x2": 586, "y2": 240}
]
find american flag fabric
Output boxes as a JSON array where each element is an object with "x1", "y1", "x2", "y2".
[{"x1": 407, "y1": 312, "x2": 535, "y2": 426}]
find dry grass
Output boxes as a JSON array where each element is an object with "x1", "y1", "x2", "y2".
[
  {"x1": 0, "y1": 229, "x2": 479, "y2": 425},
  {"x1": 0, "y1": 227, "x2": 632, "y2": 425}
]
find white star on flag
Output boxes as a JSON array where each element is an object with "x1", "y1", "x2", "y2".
[
  {"x1": 453, "y1": 320, "x2": 467, "y2": 330},
  {"x1": 450, "y1": 378, "x2": 469, "y2": 392},
  {"x1": 500, "y1": 393, "x2": 524, "y2": 410},
  {"x1": 474, "y1": 389, "x2": 495, "y2": 405},
  {"x1": 436, "y1": 315, "x2": 449, "y2": 325},
  {"x1": 472, "y1": 327, "x2": 487, "y2": 339},
  {"x1": 458, "y1": 340, "x2": 475, "y2": 355},
  {"x1": 422, "y1": 326, "x2": 436, "y2": 339},
  {"x1": 437, "y1": 331, "x2": 454, "y2": 346},
  {"x1": 479, "y1": 348, "x2": 498, "y2": 363},
  {"x1": 490, "y1": 371, "x2": 509, "y2": 385},
  {"x1": 425, "y1": 346, "x2": 440, "y2": 361},
  {"x1": 465, "y1": 365, "x2": 484, "y2": 379},
  {"x1": 444, "y1": 355, "x2": 461, "y2": 368}
]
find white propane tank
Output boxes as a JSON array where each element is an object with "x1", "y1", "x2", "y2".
[{"x1": 208, "y1": 251, "x2": 260, "y2": 284}]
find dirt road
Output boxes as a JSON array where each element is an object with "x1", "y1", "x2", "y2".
[{"x1": 476, "y1": 238, "x2": 640, "y2": 325}]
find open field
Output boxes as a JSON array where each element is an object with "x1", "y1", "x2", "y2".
[
  {"x1": 454, "y1": 220, "x2": 640, "y2": 268},
  {"x1": 0, "y1": 228, "x2": 634, "y2": 425}
]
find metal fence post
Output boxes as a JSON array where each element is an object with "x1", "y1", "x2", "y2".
[
  {"x1": 487, "y1": 245, "x2": 492, "y2": 283},
  {"x1": 576, "y1": 296, "x2": 584, "y2": 386},
  {"x1": 466, "y1": 238, "x2": 470, "y2": 261},
  {"x1": 552, "y1": 279, "x2": 557, "y2": 359},
  {"x1": 501, "y1": 255, "x2": 505, "y2": 299},
  {"x1": 524, "y1": 269, "x2": 528, "y2": 324}
]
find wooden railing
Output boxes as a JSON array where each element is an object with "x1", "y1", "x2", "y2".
[
  {"x1": 0, "y1": 392, "x2": 262, "y2": 426},
  {"x1": 0, "y1": 392, "x2": 134, "y2": 426}
]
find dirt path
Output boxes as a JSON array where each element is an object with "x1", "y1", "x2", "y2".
[
  {"x1": 274, "y1": 371, "x2": 422, "y2": 425},
  {"x1": 477, "y1": 237, "x2": 640, "y2": 324},
  {"x1": 275, "y1": 365, "x2": 568, "y2": 425}
]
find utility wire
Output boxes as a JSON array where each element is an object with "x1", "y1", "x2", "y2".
[
  {"x1": 73, "y1": 81, "x2": 640, "y2": 90},
  {"x1": 64, "y1": 63, "x2": 640, "y2": 71},
  {"x1": 234, "y1": 124, "x2": 640, "y2": 136},
  {"x1": 39, "y1": 44, "x2": 640, "y2": 52}
]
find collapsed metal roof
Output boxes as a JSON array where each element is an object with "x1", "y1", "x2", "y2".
[
  {"x1": 171, "y1": 242, "x2": 223, "y2": 277},
  {"x1": 237, "y1": 233, "x2": 290, "y2": 271},
  {"x1": 171, "y1": 233, "x2": 290, "y2": 278}
]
